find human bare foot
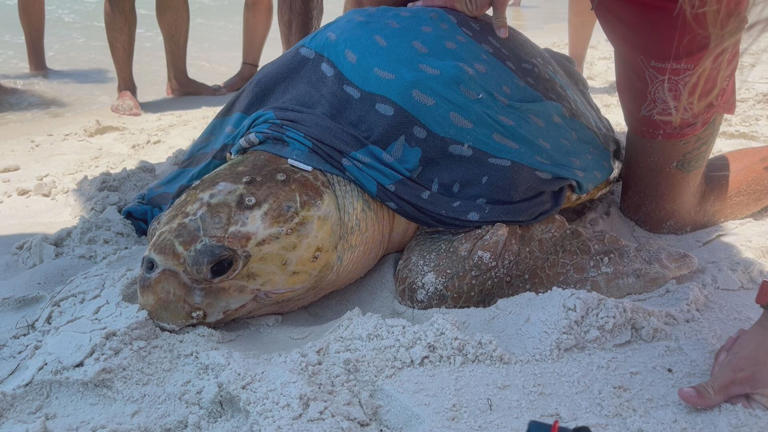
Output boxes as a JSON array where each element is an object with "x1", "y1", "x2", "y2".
[
  {"x1": 28, "y1": 66, "x2": 50, "y2": 78},
  {"x1": 111, "y1": 90, "x2": 142, "y2": 116},
  {"x1": 222, "y1": 63, "x2": 259, "y2": 93},
  {"x1": 166, "y1": 77, "x2": 226, "y2": 97}
]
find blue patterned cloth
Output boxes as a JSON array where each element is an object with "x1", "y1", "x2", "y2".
[{"x1": 123, "y1": 7, "x2": 619, "y2": 236}]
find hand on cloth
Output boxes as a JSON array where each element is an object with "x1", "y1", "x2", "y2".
[
  {"x1": 678, "y1": 310, "x2": 768, "y2": 409},
  {"x1": 408, "y1": 0, "x2": 511, "y2": 38}
]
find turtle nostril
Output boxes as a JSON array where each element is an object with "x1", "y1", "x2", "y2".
[
  {"x1": 142, "y1": 256, "x2": 158, "y2": 275},
  {"x1": 209, "y1": 256, "x2": 234, "y2": 279},
  {"x1": 190, "y1": 309, "x2": 206, "y2": 322}
]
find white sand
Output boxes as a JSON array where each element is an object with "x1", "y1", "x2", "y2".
[{"x1": 2, "y1": 3, "x2": 768, "y2": 431}]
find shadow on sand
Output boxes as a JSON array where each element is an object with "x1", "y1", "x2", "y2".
[
  {"x1": 140, "y1": 94, "x2": 231, "y2": 114},
  {"x1": 0, "y1": 150, "x2": 382, "y2": 353},
  {"x1": 0, "y1": 85, "x2": 65, "y2": 113},
  {"x1": 0, "y1": 68, "x2": 112, "y2": 85}
]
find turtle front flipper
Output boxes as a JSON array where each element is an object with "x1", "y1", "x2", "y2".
[{"x1": 394, "y1": 215, "x2": 698, "y2": 309}]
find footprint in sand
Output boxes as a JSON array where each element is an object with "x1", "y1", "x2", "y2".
[
  {"x1": 0, "y1": 164, "x2": 20, "y2": 173},
  {"x1": 83, "y1": 120, "x2": 126, "y2": 138}
]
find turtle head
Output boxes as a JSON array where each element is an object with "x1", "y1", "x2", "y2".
[
  {"x1": 138, "y1": 152, "x2": 342, "y2": 330},
  {"x1": 139, "y1": 238, "x2": 255, "y2": 330}
]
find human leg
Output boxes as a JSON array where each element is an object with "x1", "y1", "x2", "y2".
[
  {"x1": 593, "y1": 0, "x2": 765, "y2": 233},
  {"x1": 567, "y1": 0, "x2": 596, "y2": 74},
  {"x1": 104, "y1": 0, "x2": 141, "y2": 116},
  {"x1": 592, "y1": 0, "x2": 768, "y2": 410},
  {"x1": 223, "y1": 0, "x2": 273, "y2": 93},
  {"x1": 155, "y1": 0, "x2": 224, "y2": 97},
  {"x1": 277, "y1": 0, "x2": 322, "y2": 51},
  {"x1": 18, "y1": 0, "x2": 48, "y2": 74},
  {"x1": 620, "y1": 117, "x2": 768, "y2": 233}
]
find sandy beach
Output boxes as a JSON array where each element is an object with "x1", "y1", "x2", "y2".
[{"x1": 2, "y1": 1, "x2": 768, "y2": 430}]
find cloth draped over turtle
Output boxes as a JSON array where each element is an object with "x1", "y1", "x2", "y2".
[{"x1": 123, "y1": 7, "x2": 620, "y2": 236}]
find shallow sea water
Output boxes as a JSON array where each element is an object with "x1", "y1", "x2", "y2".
[{"x1": 0, "y1": 0, "x2": 569, "y2": 126}]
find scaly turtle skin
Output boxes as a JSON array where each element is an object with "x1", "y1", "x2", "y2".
[{"x1": 138, "y1": 151, "x2": 696, "y2": 330}]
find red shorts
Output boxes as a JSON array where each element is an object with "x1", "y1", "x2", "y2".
[{"x1": 592, "y1": 0, "x2": 746, "y2": 140}]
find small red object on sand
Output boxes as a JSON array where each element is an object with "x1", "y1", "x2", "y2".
[{"x1": 756, "y1": 280, "x2": 768, "y2": 308}]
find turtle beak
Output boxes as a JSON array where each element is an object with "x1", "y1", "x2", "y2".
[
  {"x1": 138, "y1": 254, "x2": 256, "y2": 330},
  {"x1": 138, "y1": 266, "x2": 205, "y2": 331}
]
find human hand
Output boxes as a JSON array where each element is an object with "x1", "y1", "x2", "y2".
[
  {"x1": 408, "y1": 0, "x2": 511, "y2": 38},
  {"x1": 678, "y1": 311, "x2": 768, "y2": 409}
]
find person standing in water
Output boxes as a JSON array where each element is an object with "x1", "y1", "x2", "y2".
[
  {"x1": 18, "y1": 0, "x2": 48, "y2": 75},
  {"x1": 222, "y1": 0, "x2": 274, "y2": 93},
  {"x1": 104, "y1": 0, "x2": 226, "y2": 116}
]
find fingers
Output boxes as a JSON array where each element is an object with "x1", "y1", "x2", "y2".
[
  {"x1": 680, "y1": 331, "x2": 754, "y2": 409},
  {"x1": 711, "y1": 334, "x2": 736, "y2": 375},
  {"x1": 408, "y1": 0, "x2": 461, "y2": 11},
  {"x1": 751, "y1": 393, "x2": 768, "y2": 410},
  {"x1": 678, "y1": 370, "x2": 750, "y2": 410},
  {"x1": 711, "y1": 329, "x2": 745, "y2": 375},
  {"x1": 409, "y1": 0, "x2": 487, "y2": 17},
  {"x1": 678, "y1": 382, "x2": 728, "y2": 409},
  {"x1": 683, "y1": 316, "x2": 768, "y2": 410},
  {"x1": 726, "y1": 395, "x2": 752, "y2": 409},
  {"x1": 491, "y1": 0, "x2": 509, "y2": 38},
  {"x1": 411, "y1": 0, "x2": 509, "y2": 37}
]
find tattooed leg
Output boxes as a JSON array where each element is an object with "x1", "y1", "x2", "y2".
[
  {"x1": 672, "y1": 116, "x2": 722, "y2": 173},
  {"x1": 620, "y1": 113, "x2": 768, "y2": 233}
]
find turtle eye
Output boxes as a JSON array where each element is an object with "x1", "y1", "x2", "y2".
[
  {"x1": 187, "y1": 244, "x2": 247, "y2": 281},
  {"x1": 142, "y1": 256, "x2": 158, "y2": 275},
  {"x1": 210, "y1": 256, "x2": 235, "y2": 279}
]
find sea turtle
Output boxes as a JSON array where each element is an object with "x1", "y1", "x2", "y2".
[
  {"x1": 137, "y1": 151, "x2": 696, "y2": 329},
  {"x1": 130, "y1": 7, "x2": 697, "y2": 329}
]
